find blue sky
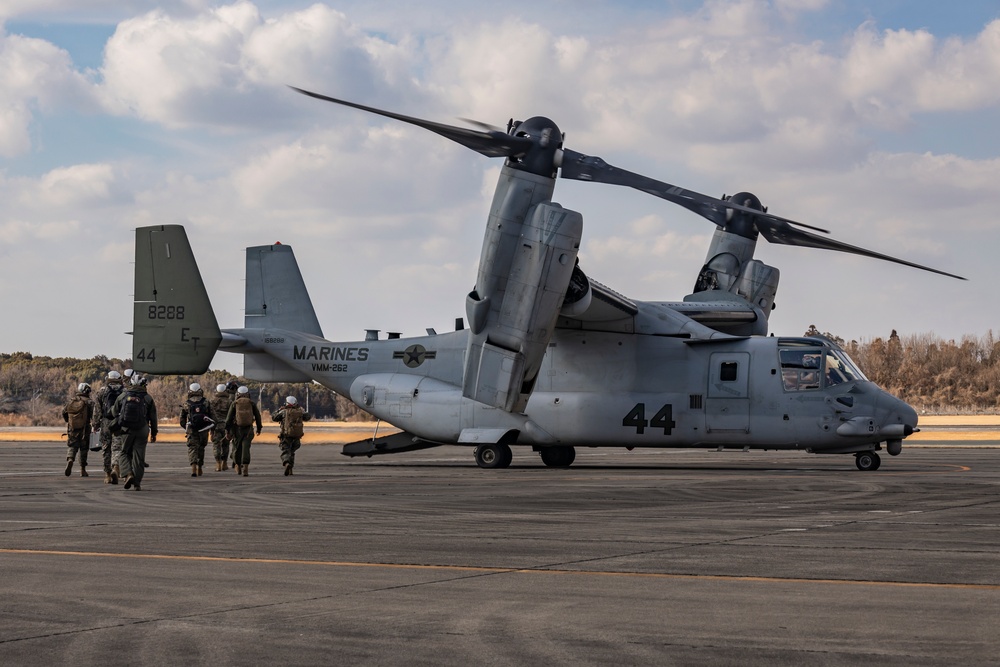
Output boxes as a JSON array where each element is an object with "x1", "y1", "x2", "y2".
[{"x1": 1, "y1": 0, "x2": 999, "y2": 365}]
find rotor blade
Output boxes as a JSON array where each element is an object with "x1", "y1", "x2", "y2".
[
  {"x1": 559, "y1": 149, "x2": 830, "y2": 233},
  {"x1": 757, "y1": 221, "x2": 967, "y2": 280},
  {"x1": 559, "y1": 149, "x2": 965, "y2": 280},
  {"x1": 290, "y1": 86, "x2": 532, "y2": 158}
]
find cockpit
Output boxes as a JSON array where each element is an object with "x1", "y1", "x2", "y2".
[{"x1": 778, "y1": 338, "x2": 867, "y2": 392}]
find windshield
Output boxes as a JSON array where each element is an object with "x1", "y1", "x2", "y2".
[
  {"x1": 823, "y1": 348, "x2": 867, "y2": 386},
  {"x1": 779, "y1": 342, "x2": 867, "y2": 391}
]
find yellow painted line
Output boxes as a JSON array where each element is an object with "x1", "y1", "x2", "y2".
[{"x1": 2, "y1": 549, "x2": 997, "y2": 590}]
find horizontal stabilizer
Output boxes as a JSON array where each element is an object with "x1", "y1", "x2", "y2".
[{"x1": 341, "y1": 432, "x2": 441, "y2": 457}]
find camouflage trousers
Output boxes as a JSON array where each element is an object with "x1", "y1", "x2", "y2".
[
  {"x1": 211, "y1": 425, "x2": 229, "y2": 462},
  {"x1": 279, "y1": 437, "x2": 302, "y2": 467},
  {"x1": 97, "y1": 418, "x2": 121, "y2": 473},
  {"x1": 65, "y1": 428, "x2": 89, "y2": 467},
  {"x1": 186, "y1": 429, "x2": 210, "y2": 466}
]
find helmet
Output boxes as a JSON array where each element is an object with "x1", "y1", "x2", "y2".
[
  {"x1": 123, "y1": 368, "x2": 134, "y2": 378},
  {"x1": 131, "y1": 374, "x2": 145, "y2": 386},
  {"x1": 286, "y1": 396, "x2": 298, "y2": 405},
  {"x1": 189, "y1": 383, "x2": 201, "y2": 392},
  {"x1": 237, "y1": 386, "x2": 249, "y2": 395},
  {"x1": 107, "y1": 371, "x2": 121, "y2": 380},
  {"x1": 78, "y1": 382, "x2": 91, "y2": 394},
  {"x1": 216, "y1": 384, "x2": 227, "y2": 393}
]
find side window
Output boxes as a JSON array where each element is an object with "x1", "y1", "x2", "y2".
[
  {"x1": 720, "y1": 361, "x2": 738, "y2": 382},
  {"x1": 779, "y1": 349, "x2": 821, "y2": 392}
]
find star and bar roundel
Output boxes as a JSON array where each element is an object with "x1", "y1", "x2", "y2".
[{"x1": 393, "y1": 344, "x2": 437, "y2": 368}]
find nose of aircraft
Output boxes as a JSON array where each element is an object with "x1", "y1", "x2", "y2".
[{"x1": 877, "y1": 390, "x2": 918, "y2": 455}]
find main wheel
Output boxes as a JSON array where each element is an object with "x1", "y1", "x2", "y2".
[
  {"x1": 855, "y1": 451, "x2": 881, "y2": 471},
  {"x1": 539, "y1": 445, "x2": 576, "y2": 468},
  {"x1": 475, "y1": 444, "x2": 512, "y2": 469}
]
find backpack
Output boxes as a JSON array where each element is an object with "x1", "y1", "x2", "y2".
[
  {"x1": 234, "y1": 396, "x2": 254, "y2": 427},
  {"x1": 187, "y1": 398, "x2": 214, "y2": 432},
  {"x1": 119, "y1": 392, "x2": 148, "y2": 428},
  {"x1": 284, "y1": 407, "x2": 304, "y2": 438},
  {"x1": 102, "y1": 384, "x2": 123, "y2": 419},
  {"x1": 66, "y1": 396, "x2": 89, "y2": 430}
]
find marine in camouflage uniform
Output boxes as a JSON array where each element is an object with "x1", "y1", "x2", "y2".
[
  {"x1": 209, "y1": 383, "x2": 232, "y2": 471},
  {"x1": 111, "y1": 375, "x2": 158, "y2": 492},
  {"x1": 225, "y1": 386, "x2": 261, "y2": 476},
  {"x1": 271, "y1": 396, "x2": 312, "y2": 476},
  {"x1": 62, "y1": 383, "x2": 95, "y2": 477},
  {"x1": 180, "y1": 383, "x2": 214, "y2": 477},
  {"x1": 92, "y1": 371, "x2": 125, "y2": 484}
]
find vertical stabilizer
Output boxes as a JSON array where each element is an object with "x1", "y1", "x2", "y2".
[
  {"x1": 133, "y1": 225, "x2": 222, "y2": 373},
  {"x1": 245, "y1": 244, "x2": 323, "y2": 336}
]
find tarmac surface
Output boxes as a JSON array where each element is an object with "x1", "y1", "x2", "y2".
[{"x1": 1, "y1": 439, "x2": 998, "y2": 665}]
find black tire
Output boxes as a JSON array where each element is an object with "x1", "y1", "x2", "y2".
[
  {"x1": 475, "y1": 444, "x2": 510, "y2": 469},
  {"x1": 855, "y1": 451, "x2": 880, "y2": 471},
  {"x1": 539, "y1": 446, "x2": 576, "y2": 468},
  {"x1": 498, "y1": 444, "x2": 513, "y2": 468}
]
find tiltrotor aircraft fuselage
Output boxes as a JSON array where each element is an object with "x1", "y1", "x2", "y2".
[{"x1": 130, "y1": 89, "x2": 963, "y2": 471}]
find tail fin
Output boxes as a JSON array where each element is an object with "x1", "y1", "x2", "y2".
[
  {"x1": 244, "y1": 244, "x2": 323, "y2": 336},
  {"x1": 132, "y1": 225, "x2": 221, "y2": 374},
  {"x1": 242, "y1": 243, "x2": 322, "y2": 383}
]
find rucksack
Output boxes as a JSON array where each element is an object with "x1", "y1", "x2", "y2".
[
  {"x1": 66, "y1": 396, "x2": 89, "y2": 430},
  {"x1": 187, "y1": 398, "x2": 214, "y2": 432},
  {"x1": 119, "y1": 392, "x2": 148, "y2": 428},
  {"x1": 234, "y1": 396, "x2": 254, "y2": 427},
  {"x1": 284, "y1": 407, "x2": 304, "y2": 438},
  {"x1": 102, "y1": 384, "x2": 123, "y2": 419}
]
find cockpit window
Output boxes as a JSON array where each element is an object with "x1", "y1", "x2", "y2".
[
  {"x1": 779, "y1": 343, "x2": 867, "y2": 391},
  {"x1": 779, "y1": 349, "x2": 821, "y2": 391},
  {"x1": 823, "y1": 349, "x2": 866, "y2": 386}
]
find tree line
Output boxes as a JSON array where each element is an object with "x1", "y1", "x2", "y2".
[
  {"x1": 0, "y1": 352, "x2": 370, "y2": 426},
  {"x1": 2, "y1": 329, "x2": 999, "y2": 426}
]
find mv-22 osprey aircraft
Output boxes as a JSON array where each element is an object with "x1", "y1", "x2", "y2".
[{"x1": 131, "y1": 87, "x2": 964, "y2": 471}]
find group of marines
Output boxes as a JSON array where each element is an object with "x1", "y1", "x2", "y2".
[{"x1": 62, "y1": 372, "x2": 311, "y2": 491}]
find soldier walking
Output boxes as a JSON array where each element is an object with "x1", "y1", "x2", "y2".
[
  {"x1": 209, "y1": 383, "x2": 232, "y2": 471},
  {"x1": 62, "y1": 383, "x2": 95, "y2": 477},
  {"x1": 92, "y1": 371, "x2": 125, "y2": 484},
  {"x1": 180, "y1": 383, "x2": 214, "y2": 477},
  {"x1": 272, "y1": 396, "x2": 312, "y2": 476},
  {"x1": 112, "y1": 374, "x2": 157, "y2": 491},
  {"x1": 225, "y1": 386, "x2": 261, "y2": 476}
]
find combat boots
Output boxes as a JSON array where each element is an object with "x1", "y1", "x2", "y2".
[
  {"x1": 80, "y1": 466, "x2": 88, "y2": 477},
  {"x1": 222, "y1": 460, "x2": 228, "y2": 471},
  {"x1": 64, "y1": 459, "x2": 73, "y2": 476},
  {"x1": 215, "y1": 460, "x2": 222, "y2": 472},
  {"x1": 242, "y1": 464, "x2": 249, "y2": 477},
  {"x1": 191, "y1": 464, "x2": 198, "y2": 477},
  {"x1": 283, "y1": 462, "x2": 292, "y2": 476},
  {"x1": 235, "y1": 463, "x2": 242, "y2": 475},
  {"x1": 197, "y1": 464, "x2": 203, "y2": 476},
  {"x1": 112, "y1": 464, "x2": 120, "y2": 481},
  {"x1": 104, "y1": 472, "x2": 112, "y2": 484}
]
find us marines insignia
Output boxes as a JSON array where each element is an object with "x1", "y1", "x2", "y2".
[{"x1": 393, "y1": 344, "x2": 436, "y2": 368}]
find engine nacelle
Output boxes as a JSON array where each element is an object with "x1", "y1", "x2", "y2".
[{"x1": 464, "y1": 200, "x2": 583, "y2": 412}]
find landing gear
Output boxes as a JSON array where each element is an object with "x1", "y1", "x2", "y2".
[
  {"x1": 855, "y1": 451, "x2": 881, "y2": 471},
  {"x1": 539, "y1": 445, "x2": 576, "y2": 468},
  {"x1": 474, "y1": 443, "x2": 513, "y2": 469}
]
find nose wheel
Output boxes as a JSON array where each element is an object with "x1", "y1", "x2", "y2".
[{"x1": 855, "y1": 451, "x2": 881, "y2": 471}]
